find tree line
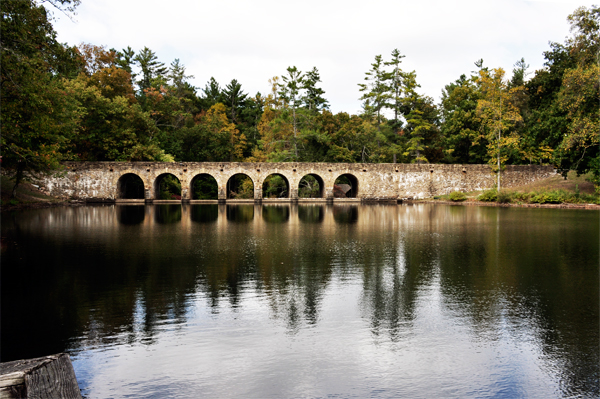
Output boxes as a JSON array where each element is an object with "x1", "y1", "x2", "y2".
[{"x1": 1, "y1": 0, "x2": 598, "y2": 193}]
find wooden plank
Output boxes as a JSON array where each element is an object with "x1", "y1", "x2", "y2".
[
  {"x1": 0, "y1": 372, "x2": 25, "y2": 388},
  {"x1": 0, "y1": 354, "x2": 81, "y2": 399}
]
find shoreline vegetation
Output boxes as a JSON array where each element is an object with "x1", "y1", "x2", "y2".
[
  {"x1": 2, "y1": 172, "x2": 598, "y2": 212},
  {"x1": 426, "y1": 170, "x2": 599, "y2": 208}
]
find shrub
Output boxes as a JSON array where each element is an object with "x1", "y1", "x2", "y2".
[
  {"x1": 478, "y1": 189, "x2": 497, "y2": 202},
  {"x1": 513, "y1": 192, "x2": 530, "y2": 202},
  {"x1": 449, "y1": 191, "x2": 467, "y2": 202},
  {"x1": 497, "y1": 190, "x2": 512, "y2": 204},
  {"x1": 580, "y1": 193, "x2": 600, "y2": 204},
  {"x1": 530, "y1": 190, "x2": 563, "y2": 204}
]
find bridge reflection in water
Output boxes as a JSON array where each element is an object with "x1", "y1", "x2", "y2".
[{"x1": 114, "y1": 203, "x2": 366, "y2": 228}]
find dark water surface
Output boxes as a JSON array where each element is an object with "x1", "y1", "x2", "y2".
[{"x1": 2, "y1": 204, "x2": 598, "y2": 398}]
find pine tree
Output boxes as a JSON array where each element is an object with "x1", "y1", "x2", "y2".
[
  {"x1": 278, "y1": 66, "x2": 304, "y2": 159},
  {"x1": 134, "y1": 47, "x2": 167, "y2": 94},
  {"x1": 302, "y1": 67, "x2": 329, "y2": 111},
  {"x1": 358, "y1": 54, "x2": 389, "y2": 130},
  {"x1": 222, "y1": 79, "x2": 248, "y2": 124},
  {"x1": 384, "y1": 49, "x2": 406, "y2": 134}
]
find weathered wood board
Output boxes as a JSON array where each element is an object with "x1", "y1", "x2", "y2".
[{"x1": 0, "y1": 353, "x2": 81, "y2": 399}]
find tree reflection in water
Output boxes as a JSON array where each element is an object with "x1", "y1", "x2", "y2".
[{"x1": 1, "y1": 204, "x2": 598, "y2": 397}]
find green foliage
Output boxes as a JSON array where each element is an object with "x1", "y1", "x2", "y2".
[
  {"x1": 158, "y1": 175, "x2": 181, "y2": 200},
  {"x1": 476, "y1": 67, "x2": 523, "y2": 186},
  {"x1": 440, "y1": 74, "x2": 485, "y2": 164},
  {"x1": 383, "y1": 49, "x2": 406, "y2": 134},
  {"x1": 64, "y1": 75, "x2": 167, "y2": 161},
  {"x1": 401, "y1": 72, "x2": 441, "y2": 163},
  {"x1": 262, "y1": 175, "x2": 288, "y2": 198},
  {"x1": 222, "y1": 79, "x2": 248, "y2": 124},
  {"x1": 358, "y1": 54, "x2": 389, "y2": 128},
  {"x1": 298, "y1": 175, "x2": 321, "y2": 198},
  {"x1": 193, "y1": 175, "x2": 218, "y2": 200},
  {"x1": 497, "y1": 190, "x2": 512, "y2": 203},
  {"x1": 448, "y1": 191, "x2": 467, "y2": 202},
  {"x1": 513, "y1": 191, "x2": 531, "y2": 202},
  {"x1": 228, "y1": 175, "x2": 253, "y2": 199},
  {"x1": 1, "y1": 0, "x2": 81, "y2": 195},
  {"x1": 530, "y1": 191, "x2": 564, "y2": 204},
  {"x1": 134, "y1": 47, "x2": 167, "y2": 95},
  {"x1": 478, "y1": 189, "x2": 498, "y2": 202},
  {"x1": 476, "y1": 187, "x2": 599, "y2": 205},
  {"x1": 521, "y1": 6, "x2": 599, "y2": 189},
  {"x1": 302, "y1": 67, "x2": 329, "y2": 112}
]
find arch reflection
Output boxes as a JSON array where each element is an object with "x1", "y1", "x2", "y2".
[
  {"x1": 333, "y1": 205, "x2": 359, "y2": 224},
  {"x1": 226, "y1": 205, "x2": 254, "y2": 223},
  {"x1": 116, "y1": 205, "x2": 145, "y2": 225},
  {"x1": 298, "y1": 205, "x2": 324, "y2": 223},
  {"x1": 154, "y1": 204, "x2": 182, "y2": 224},
  {"x1": 191, "y1": 204, "x2": 218, "y2": 223},
  {"x1": 262, "y1": 205, "x2": 290, "y2": 224}
]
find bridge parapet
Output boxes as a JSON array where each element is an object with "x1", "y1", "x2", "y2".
[{"x1": 34, "y1": 162, "x2": 557, "y2": 202}]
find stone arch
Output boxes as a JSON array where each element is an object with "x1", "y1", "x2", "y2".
[
  {"x1": 191, "y1": 173, "x2": 219, "y2": 200},
  {"x1": 226, "y1": 173, "x2": 254, "y2": 199},
  {"x1": 262, "y1": 173, "x2": 290, "y2": 198},
  {"x1": 334, "y1": 173, "x2": 359, "y2": 198},
  {"x1": 154, "y1": 173, "x2": 182, "y2": 200},
  {"x1": 117, "y1": 173, "x2": 145, "y2": 199},
  {"x1": 298, "y1": 173, "x2": 324, "y2": 198}
]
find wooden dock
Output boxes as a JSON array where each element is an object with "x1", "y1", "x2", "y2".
[{"x1": 0, "y1": 353, "x2": 81, "y2": 399}]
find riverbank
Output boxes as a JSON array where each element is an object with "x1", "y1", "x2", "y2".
[
  {"x1": 406, "y1": 199, "x2": 600, "y2": 210},
  {"x1": 414, "y1": 170, "x2": 599, "y2": 210},
  {"x1": 0, "y1": 176, "x2": 78, "y2": 212}
]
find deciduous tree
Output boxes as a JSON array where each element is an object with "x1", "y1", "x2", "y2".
[
  {"x1": 0, "y1": 0, "x2": 81, "y2": 195},
  {"x1": 476, "y1": 68, "x2": 523, "y2": 190}
]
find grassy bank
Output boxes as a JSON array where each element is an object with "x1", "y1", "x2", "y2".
[
  {"x1": 1, "y1": 175, "x2": 64, "y2": 211},
  {"x1": 438, "y1": 171, "x2": 599, "y2": 205}
]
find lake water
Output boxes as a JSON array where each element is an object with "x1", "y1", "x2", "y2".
[{"x1": 1, "y1": 204, "x2": 598, "y2": 398}]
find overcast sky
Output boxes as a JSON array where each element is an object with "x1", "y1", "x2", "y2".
[{"x1": 52, "y1": 0, "x2": 595, "y2": 114}]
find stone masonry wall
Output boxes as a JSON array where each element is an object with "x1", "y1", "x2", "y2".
[{"x1": 34, "y1": 162, "x2": 557, "y2": 201}]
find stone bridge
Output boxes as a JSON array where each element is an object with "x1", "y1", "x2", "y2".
[{"x1": 37, "y1": 162, "x2": 556, "y2": 202}]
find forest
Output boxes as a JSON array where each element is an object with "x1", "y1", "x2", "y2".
[{"x1": 1, "y1": 1, "x2": 598, "y2": 193}]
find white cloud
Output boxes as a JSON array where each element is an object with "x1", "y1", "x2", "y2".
[{"x1": 53, "y1": 0, "x2": 595, "y2": 114}]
